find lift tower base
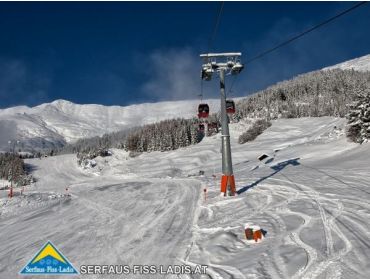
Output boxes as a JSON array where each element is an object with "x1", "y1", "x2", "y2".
[{"x1": 221, "y1": 175, "x2": 236, "y2": 196}]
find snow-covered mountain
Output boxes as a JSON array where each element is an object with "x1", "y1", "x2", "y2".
[
  {"x1": 0, "y1": 99, "x2": 221, "y2": 152},
  {"x1": 1, "y1": 53, "x2": 369, "y2": 152},
  {"x1": 323, "y1": 54, "x2": 370, "y2": 72}
]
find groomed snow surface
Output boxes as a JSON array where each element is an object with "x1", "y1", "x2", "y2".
[{"x1": 1, "y1": 117, "x2": 369, "y2": 278}]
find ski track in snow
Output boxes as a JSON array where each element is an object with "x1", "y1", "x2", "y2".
[
  {"x1": 0, "y1": 156, "x2": 201, "y2": 278},
  {"x1": 183, "y1": 117, "x2": 370, "y2": 279},
  {"x1": 1, "y1": 117, "x2": 370, "y2": 278}
]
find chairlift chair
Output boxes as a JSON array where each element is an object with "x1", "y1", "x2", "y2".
[
  {"x1": 226, "y1": 100, "x2": 236, "y2": 114},
  {"x1": 198, "y1": 123, "x2": 205, "y2": 132},
  {"x1": 198, "y1": 103, "x2": 210, "y2": 119},
  {"x1": 208, "y1": 122, "x2": 219, "y2": 133}
]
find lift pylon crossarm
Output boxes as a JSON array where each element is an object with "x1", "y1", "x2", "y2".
[
  {"x1": 200, "y1": 52, "x2": 242, "y2": 58},
  {"x1": 200, "y1": 52, "x2": 244, "y2": 82}
]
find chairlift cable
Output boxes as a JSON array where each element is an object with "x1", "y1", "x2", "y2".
[
  {"x1": 227, "y1": 1, "x2": 368, "y2": 96},
  {"x1": 198, "y1": 1, "x2": 225, "y2": 112},
  {"x1": 245, "y1": 1, "x2": 368, "y2": 65},
  {"x1": 200, "y1": 79, "x2": 204, "y2": 102},
  {"x1": 207, "y1": 1, "x2": 225, "y2": 52},
  {"x1": 228, "y1": 75, "x2": 237, "y2": 98},
  {"x1": 199, "y1": 1, "x2": 225, "y2": 101}
]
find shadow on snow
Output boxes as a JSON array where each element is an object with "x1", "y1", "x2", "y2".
[{"x1": 236, "y1": 158, "x2": 301, "y2": 195}]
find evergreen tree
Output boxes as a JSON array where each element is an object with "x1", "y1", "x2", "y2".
[{"x1": 346, "y1": 88, "x2": 370, "y2": 143}]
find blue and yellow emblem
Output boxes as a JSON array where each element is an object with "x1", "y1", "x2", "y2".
[{"x1": 20, "y1": 241, "x2": 78, "y2": 275}]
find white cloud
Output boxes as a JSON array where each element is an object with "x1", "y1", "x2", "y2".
[
  {"x1": 0, "y1": 57, "x2": 51, "y2": 108},
  {"x1": 141, "y1": 48, "x2": 220, "y2": 101}
]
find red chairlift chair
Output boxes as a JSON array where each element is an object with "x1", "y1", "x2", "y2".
[
  {"x1": 198, "y1": 103, "x2": 210, "y2": 118},
  {"x1": 226, "y1": 100, "x2": 236, "y2": 114}
]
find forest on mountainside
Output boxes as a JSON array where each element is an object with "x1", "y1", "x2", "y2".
[
  {"x1": 235, "y1": 69, "x2": 370, "y2": 143},
  {"x1": 58, "y1": 69, "x2": 370, "y2": 160},
  {"x1": 0, "y1": 153, "x2": 33, "y2": 186},
  {"x1": 235, "y1": 69, "x2": 370, "y2": 120}
]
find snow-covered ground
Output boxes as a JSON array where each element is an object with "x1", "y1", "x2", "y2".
[
  {"x1": 1, "y1": 117, "x2": 370, "y2": 278},
  {"x1": 0, "y1": 179, "x2": 10, "y2": 190}
]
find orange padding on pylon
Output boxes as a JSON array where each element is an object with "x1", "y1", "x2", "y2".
[{"x1": 220, "y1": 175, "x2": 236, "y2": 196}]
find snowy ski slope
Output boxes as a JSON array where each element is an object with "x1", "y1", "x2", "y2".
[{"x1": 1, "y1": 117, "x2": 369, "y2": 278}]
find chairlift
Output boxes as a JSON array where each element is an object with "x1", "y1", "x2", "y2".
[
  {"x1": 201, "y1": 68, "x2": 212, "y2": 81},
  {"x1": 198, "y1": 103, "x2": 210, "y2": 118},
  {"x1": 208, "y1": 122, "x2": 219, "y2": 133},
  {"x1": 226, "y1": 100, "x2": 236, "y2": 114},
  {"x1": 198, "y1": 123, "x2": 205, "y2": 132}
]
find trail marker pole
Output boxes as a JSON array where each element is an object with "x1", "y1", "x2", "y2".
[
  {"x1": 8, "y1": 172, "x2": 13, "y2": 198},
  {"x1": 200, "y1": 52, "x2": 244, "y2": 196},
  {"x1": 9, "y1": 182, "x2": 13, "y2": 198}
]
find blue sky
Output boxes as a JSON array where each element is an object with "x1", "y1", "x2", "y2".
[{"x1": 0, "y1": 1, "x2": 369, "y2": 108}]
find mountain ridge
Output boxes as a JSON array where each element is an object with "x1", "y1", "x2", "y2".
[
  {"x1": 323, "y1": 54, "x2": 370, "y2": 72},
  {"x1": 1, "y1": 54, "x2": 369, "y2": 152},
  {"x1": 0, "y1": 98, "x2": 222, "y2": 151}
]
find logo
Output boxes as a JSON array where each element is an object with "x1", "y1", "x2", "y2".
[{"x1": 20, "y1": 241, "x2": 78, "y2": 275}]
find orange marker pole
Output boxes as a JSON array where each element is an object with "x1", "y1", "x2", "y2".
[{"x1": 9, "y1": 183, "x2": 13, "y2": 198}]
